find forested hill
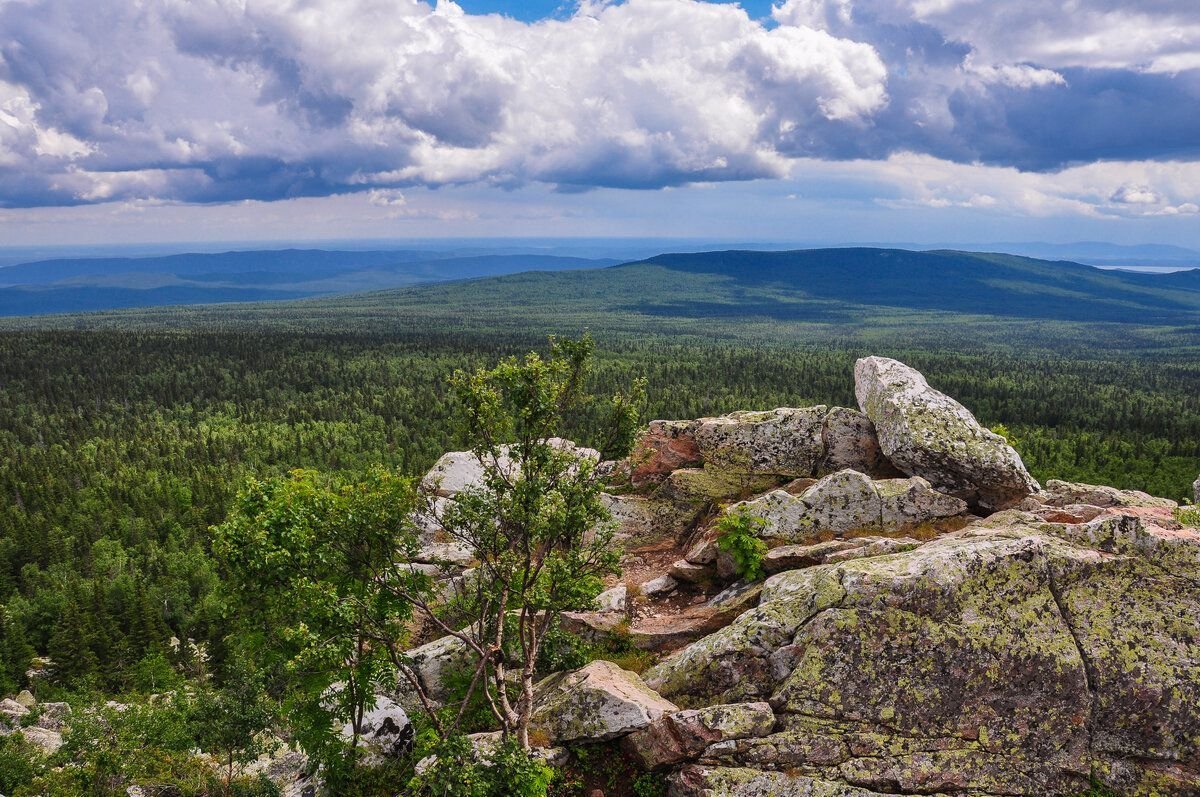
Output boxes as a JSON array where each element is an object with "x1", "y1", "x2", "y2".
[
  {"x1": 0, "y1": 249, "x2": 614, "y2": 317},
  {"x1": 624, "y1": 248, "x2": 1200, "y2": 323}
]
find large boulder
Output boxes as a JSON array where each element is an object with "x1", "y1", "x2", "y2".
[
  {"x1": 694, "y1": 408, "x2": 828, "y2": 477},
  {"x1": 645, "y1": 513, "x2": 1200, "y2": 796},
  {"x1": 530, "y1": 660, "x2": 678, "y2": 744},
  {"x1": 854, "y1": 357, "x2": 1039, "y2": 510}
]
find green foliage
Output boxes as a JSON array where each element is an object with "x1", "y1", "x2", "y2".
[
  {"x1": 0, "y1": 734, "x2": 45, "y2": 796},
  {"x1": 715, "y1": 509, "x2": 768, "y2": 582},
  {"x1": 429, "y1": 336, "x2": 642, "y2": 746},
  {"x1": 632, "y1": 772, "x2": 669, "y2": 797},
  {"x1": 548, "y1": 742, "x2": 653, "y2": 797},
  {"x1": 1175, "y1": 502, "x2": 1200, "y2": 528},
  {"x1": 211, "y1": 467, "x2": 426, "y2": 775},
  {"x1": 190, "y1": 658, "x2": 278, "y2": 783},
  {"x1": 407, "y1": 734, "x2": 552, "y2": 797}
]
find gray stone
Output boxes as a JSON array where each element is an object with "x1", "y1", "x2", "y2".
[
  {"x1": 640, "y1": 574, "x2": 678, "y2": 597},
  {"x1": 342, "y1": 695, "x2": 412, "y2": 757},
  {"x1": 855, "y1": 356, "x2": 1039, "y2": 510},
  {"x1": 728, "y1": 470, "x2": 966, "y2": 543},
  {"x1": 531, "y1": 660, "x2": 678, "y2": 744},
  {"x1": 694, "y1": 407, "x2": 828, "y2": 477},
  {"x1": 819, "y1": 407, "x2": 901, "y2": 479},
  {"x1": 595, "y1": 585, "x2": 627, "y2": 613},
  {"x1": 1040, "y1": 479, "x2": 1177, "y2": 509},
  {"x1": 19, "y1": 726, "x2": 61, "y2": 755},
  {"x1": 670, "y1": 559, "x2": 713, "y2": 583}
]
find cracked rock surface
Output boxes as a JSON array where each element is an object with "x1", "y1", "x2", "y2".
[{"x1": 645, "y1": 511, "x2": 1200, "y2": 796}]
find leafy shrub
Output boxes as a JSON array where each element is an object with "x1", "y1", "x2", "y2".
[
  {"x1": 715, "y1": 509, "x2": 768, "y2": 582},
  {"x1": 0, "y1": 734, "x2": 44, "y2": 796},
  {"x1": 406, "y1": 734, "x2": 552, "y2": 797},
  {"x1": 1175, "y1": 501, "x2": 1200, "y2": 528}
]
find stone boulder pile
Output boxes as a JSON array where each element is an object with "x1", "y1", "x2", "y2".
[{"x1": 391, "y1": 356, "x2": 1197, "y2": 797}]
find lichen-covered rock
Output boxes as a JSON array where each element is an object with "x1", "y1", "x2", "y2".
[
  {"x1": 669, "y1": 766, "x2": 905, "y2": 796},
  {"x1": 876, "y1": 475, "x2": 968, "y2": 526},
  {"x1": 1039, "y1": 479, "x2": 1177, "y2": 509},
  {"x1": 14, "y1": 690, "x2": 35, "y2": 708},
  {"x1": 595, "y1": 584, "x2": 627, "y2": 612},
  {"x1": 601, "y1": 492, "x2": 707, "y2": 545},
  {"x1": 0, "y1": 697, "x2": 28, "y2": 725},
  {"x1": 646, "y1": 515, "x2": 1200, "y2": 796},
  {"x1": 35, "y1": 702, "x2": 70, "y2": 730},
  {"x1": 819, "y1": 407, "x2": 902, "y2": 479},
  {"x1": 531, "y1": 660, "x2": 678, "y2": 744},
  {"x1": 19, "y1": 726, "x2": 62, "y2": 755},
  {"x1": 630, "y1": 420, "x2": 703, "y2": 486},
  {"x1": 728, "y1": 470, "x2": 966, "y2": 543},
  {"x1": 655, "y1": 468, "x2": 782, "y2": 504},
  {"x1": 397, "y1": 634, "x2": 474, "y2": 706},
  {"x1": 1194, "y1": 473, "x2": 1200, "y2": 505},
  {"x1": 854, "y1": 356, "x2": 1038, "y2": 510},
  {"x1": 624, "y1": 701, "x2": 775, "y2": 770},
  {"x1": 764, "y1": 540, "x2": 862, "y2": 574},
  {"x1": 694, "y1": 408, "x2": 827, "y2": 477}
]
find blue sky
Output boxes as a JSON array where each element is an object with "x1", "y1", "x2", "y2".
[{"x1": 1, "y1": 0, "x2": 1198, "y2": 247}]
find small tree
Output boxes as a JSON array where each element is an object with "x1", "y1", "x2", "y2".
[
  {"x1": 395, "y1": 335, "x2": 644, "y2": 750},
  {"x1": 191, "y1": 657, "x2": 277, "y2": 790},
  {"x1": 211, "y1": 466, "x2": 428, "y2": 780}
]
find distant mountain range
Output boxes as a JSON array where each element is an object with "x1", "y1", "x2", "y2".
[
  {"x1": 2, "y1": 245, "x2": 1199, "y2": 324},
  {"x1": 0, "y1": 249, "x2": 615, "y2": 316}
]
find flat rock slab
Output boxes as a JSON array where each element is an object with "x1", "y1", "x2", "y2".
[{"x1": 855, "y1": 356, "x2": 1039, "y2": 510}]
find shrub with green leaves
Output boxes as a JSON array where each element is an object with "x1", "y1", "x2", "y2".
[
  {"x1": 406, "y1": 734, "x2": 552, "y2": 797},
  {"x1": 715, "y1": 509, "x2": 769, "y2": 582}
]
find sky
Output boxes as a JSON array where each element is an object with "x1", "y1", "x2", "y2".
[{"x1": 1, "y1": 0, "x2": 1199, "y2": 247}]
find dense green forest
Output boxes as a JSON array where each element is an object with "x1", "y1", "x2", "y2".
[
  {"x1": 0, "y1": 321, "x2": 1198, "y2": 694},
  {"x1": 0, "y1": 248, "x2": 1198, "y2": 698}
]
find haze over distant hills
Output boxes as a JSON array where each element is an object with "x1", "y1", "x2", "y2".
[
  {"x1": 0, "y1": 248, "x2": 616, "y2": 317},
  {"x1": 6, "y1": 247, "x2": 1200, "y2": 345}
]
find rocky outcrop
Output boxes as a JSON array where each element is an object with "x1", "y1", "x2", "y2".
[
  {"x1": 630, "y1": 406, "x2": 899, "y2": 489},
  {"x1": 725, "y1": 469, "x2": 967, "y2": 543},
  {"x1": 643, "y1": 511, "x2": 1200, "y2": 796},
  {"x1": 854, "y1": 356, "x2": 1038, "y2": 510},
  {"x1": 530, "y1": 660, "x2": 678, "y2": 744},
  {"x1": 1038, "y1": 479, "x2": 1177, "y2": 509}
]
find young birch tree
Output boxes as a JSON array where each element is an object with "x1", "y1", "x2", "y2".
[{"x1": 396, "y1": 335, "x2": 644, "y2": 750}]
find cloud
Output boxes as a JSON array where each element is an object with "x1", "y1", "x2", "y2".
[
  {"x1": 0, "y1": 0, "x2": 1197, "y2": 209},
  {"x1": 0, "y1": 0, "x2": 888, "y2": 206},
  {"x1": 804, "y1": 152, "x2": 1200, "y2": 219}
]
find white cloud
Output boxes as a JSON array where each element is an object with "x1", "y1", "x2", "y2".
[
  {"x1": 794, "y1": 152, "x2": 1200, "y2": 219},
  {"x1": 0, "y1": 0, "x2": 889, "y2": 205}
]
